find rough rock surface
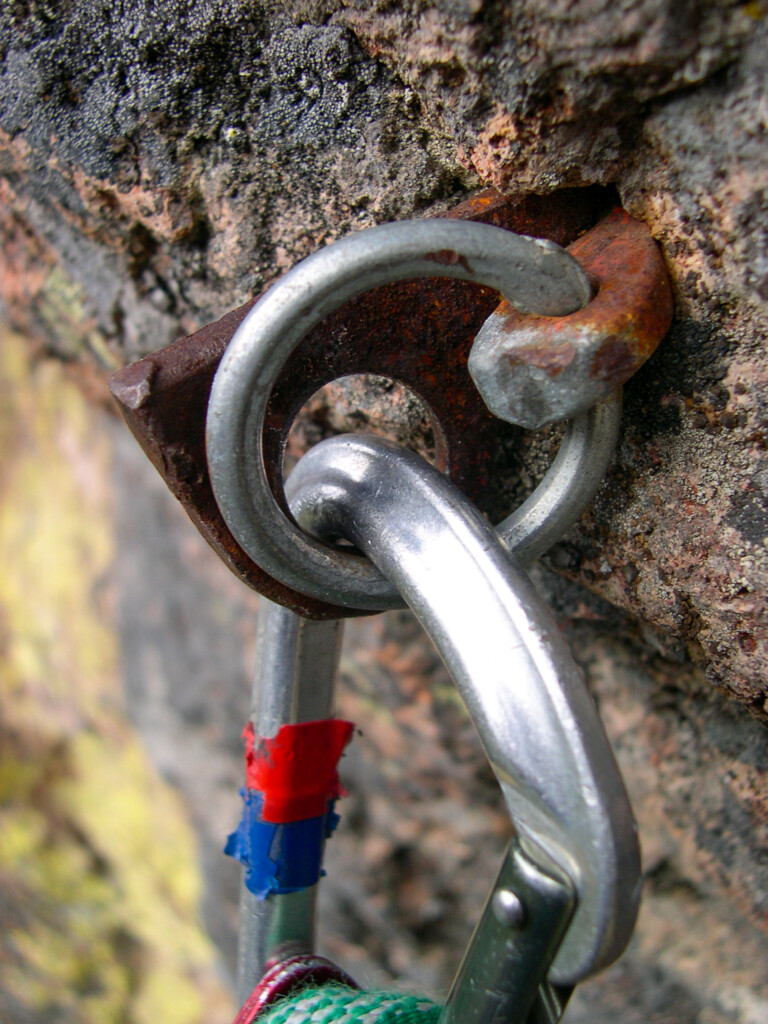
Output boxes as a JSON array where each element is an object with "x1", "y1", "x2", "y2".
[
  {"x1": 0, "y1": 0, "x2": 469, "y2": 364},
  {"x1": 1, "y1": 0, "x2": 767, "y2": 707},
  {"x1": 0, "y1": 332, "x2": 232, "y2": 1024},
  {"x1": 1, "y1": 1, "x2": 767, "y2": 1021}
]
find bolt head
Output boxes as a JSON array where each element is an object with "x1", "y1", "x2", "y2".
[{"x1": 468, "y1": 313, "x2": 608, "y2": 430}]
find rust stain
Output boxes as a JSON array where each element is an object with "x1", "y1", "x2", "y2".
[
  {"x1": 506, "y1": 342, "x2": 576, "y2": 376},
  {"x1": 423, "y1": 249, "x2": 473, "y2": 274},
  {"x1": 591, "y1": 336, "x2": 635, "y2": 383},
  {"x1": 497, "y1": 207, "x2": 673, "y2": 389}
]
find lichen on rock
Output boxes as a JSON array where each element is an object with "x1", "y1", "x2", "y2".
[{"x1": 0, "y1": 331, "x2": 232, "y2": 1024}]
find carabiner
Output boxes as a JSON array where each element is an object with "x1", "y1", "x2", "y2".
[
  {"x1": 286, "y1": 435, "x2": 640, "y2": 1010},
  {"x1": 232, "y1": 436, "x2": 641, "y2": 1021}
]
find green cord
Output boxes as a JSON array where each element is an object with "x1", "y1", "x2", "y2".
[{"x1": 259, "y1": 984, "x2": 442, "y2": 1024}]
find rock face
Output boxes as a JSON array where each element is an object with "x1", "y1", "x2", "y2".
[
  {"x1": 1, "y1": 1, "x2": 767, "y2": 1022},
  {"x1": 0, "y1": 332, "x2": 232, "y2": 1024},
  {"x1": 2, "y1": 0, "x2": 767, "y2": 708},
  {"x1": 0, "y1": 1, "x2": 468, "y2": 364}
]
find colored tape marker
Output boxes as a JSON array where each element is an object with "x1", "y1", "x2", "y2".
[
  {"x1": 225, "y1": 718, "x2": 355, "y2": 898},
  {"x1": 244, "y1": 719, "x2": 354, "y2": 823},
  {"x1": 225, "y1": 789, "x2": 341, "y2": 899}
]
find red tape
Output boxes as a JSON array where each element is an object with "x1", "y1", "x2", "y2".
[{"x1": 244, "y1": 719, "x2": 354, "y2": 824}]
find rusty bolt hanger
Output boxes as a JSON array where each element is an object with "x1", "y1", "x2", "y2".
[
  {"x1": 208, "y1": 216, "x2": 597, "y2": 611},
  {"x1": 110, "y1": 189, "x2": 672, "y2": 618},
  {"x1": 206, "y1": 204, "x2": 672, "y2": 612}
]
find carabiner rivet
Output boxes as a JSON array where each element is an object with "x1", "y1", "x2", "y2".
[{"x1": 492, "y1": 889, "x2": 526, "y2": 929}]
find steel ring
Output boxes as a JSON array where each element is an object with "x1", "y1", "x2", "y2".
[{"x1": 206, "y1": 218, "x2": 616, "y2": 611}]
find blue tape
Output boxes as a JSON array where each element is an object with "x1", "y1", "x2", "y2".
[{"x1": 224, "y1": 789, "x2": 341, "y2": 900}]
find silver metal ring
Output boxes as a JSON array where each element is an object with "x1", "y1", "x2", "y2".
[{"x1": 206, "y1": 218, "x2": 616, "y2": 610}]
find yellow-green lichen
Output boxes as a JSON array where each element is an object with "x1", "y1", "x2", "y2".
[
  {"x1": 36, "y1": 266, "x2": 118, "y2": 369},
  {"x1": 0, "y1": 330, "x2": 232, "y2": 1024}
]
